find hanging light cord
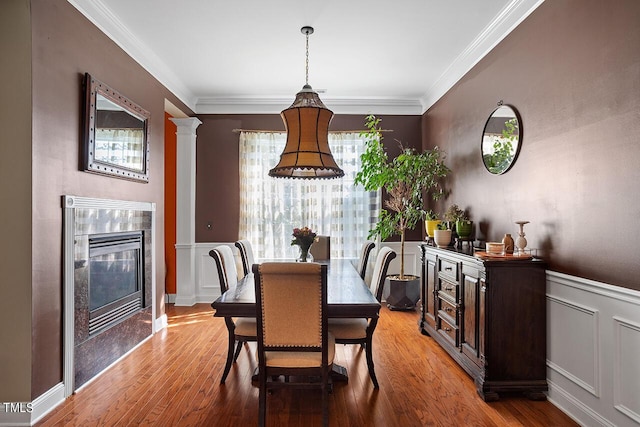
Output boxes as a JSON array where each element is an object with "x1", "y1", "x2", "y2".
[{"x1": 305, "y1": 30, "x2": 310, "y2": 85}]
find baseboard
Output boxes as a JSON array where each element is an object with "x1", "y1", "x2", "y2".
[
  {"x1": 165, "y1": 293, "x2": 176, "y2": 304},
  {"x1": 0, "y1": 382, "x2": 65, "y2": 426},
  {"x1": 547, "y1": 379, "x2": 616, "y2": 427},
  {"x1": 155, "y1": 313, "x2": 168, "y2": 332}
]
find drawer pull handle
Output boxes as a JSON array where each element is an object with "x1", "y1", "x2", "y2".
[
  {"x1": 444, "y1": 327, "x2": 452, "y2": 332},
  {"x1": 445, "y1": 307, "x2": 453, "y2": 312},
  {"x1": 445, "y1": 286, "x2": 454, "y2": 291},
  {"x1": 445, "y1": 267, "x2": 453, "y2": 271}
]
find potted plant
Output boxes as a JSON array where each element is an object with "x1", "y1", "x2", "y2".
[
  {"x1": 433, "y1": 222, "x2": 453, "y2": 248},
  {"x1": 424, "y1": 210, "x2": 441, "y2": 240},
  {"x1": 355, "y1": 115, "x2": 450, "y2": 309},
  {"x1": 444, "y1": 203, "x2": 473, "y2": 240}
]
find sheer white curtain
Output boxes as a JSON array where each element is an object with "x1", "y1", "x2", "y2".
[{"x1": 239, "y1": 131, "x2": 379, "y2": 259}]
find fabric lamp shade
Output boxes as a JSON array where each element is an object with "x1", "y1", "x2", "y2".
[{"x1": 269, "y1": 85, "x2": 344, "y2": 179}]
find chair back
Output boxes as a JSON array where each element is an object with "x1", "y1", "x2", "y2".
[
  {"x1": 234, "y1": 239, "x2": 255, "y2": 276},
  {"x1": 209, "y1": 245, "x2": 238, "y2": 293},
  {"x1": 370, "y1": 247, "x2": 397, "y2": 302},
  {"x1": 254, "y1": 263, "x2": 328, "y2": 355},
  {"x1": 309, "y1": 235, "x2": 330, "y2": 260},
  {"x1": 357, "y1": 241, "x2": 376, "y2": 279}
]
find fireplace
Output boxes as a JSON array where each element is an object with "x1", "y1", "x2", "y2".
[
  {"x1": 88, "y1": 231, "x2": 144, "y2": 335},
  {"x1": 63, "y1": 196, "x2": 155, "y2": 394}
]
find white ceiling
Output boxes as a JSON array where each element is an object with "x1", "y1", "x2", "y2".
[{"x1": 68, "y1": 0, "x2": 543, "y2": 115}]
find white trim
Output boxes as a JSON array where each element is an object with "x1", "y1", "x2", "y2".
[
  {"x1": 195, "y1": 96, "x2": 424, "y2": 115},
  {"x1": 67, "y1": 0, "x2": 543, "y2": 116},
  {"x1": 0, "y1": 382, "x2": 65, "y2": 426},
  {"x1": 420, "y1": 0, "x2": 544, "y2": 112},
  {"x1": 66, "y1": 0, "x2": 196, "y2": 111},
  {"x1": 154, "y1": 313, "x2": 168, "y2": 332}
]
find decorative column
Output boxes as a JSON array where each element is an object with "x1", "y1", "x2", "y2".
[{"x1": 170, "y1": 117, "x2": 202, "y2": 306}]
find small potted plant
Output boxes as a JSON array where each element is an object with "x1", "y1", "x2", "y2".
[
  {"x1": 444, "y1": 204, "x2": 473, "y2": 240},
  {"x1": 433, "y1": 222, "x2": 452, "y2": 248},
  {"x1": 424, "y1": 210, "x2": 441, "y2": 240}
]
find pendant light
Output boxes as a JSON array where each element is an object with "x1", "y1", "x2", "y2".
[{"x1": 269, "y1": 26, "x2": 344, "y2": 179}]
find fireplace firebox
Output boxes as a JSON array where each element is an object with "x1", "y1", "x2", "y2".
[{"x1": 88, "y1": 231, "x2": 144, "y2": 335}]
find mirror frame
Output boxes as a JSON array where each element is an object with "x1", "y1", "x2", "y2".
[
  {"x1": 83, "y1": 73, "x2": 151, "y2": 182},
  {"x1": 481, "y1": 104, "x2": 522, "y2": 175}
]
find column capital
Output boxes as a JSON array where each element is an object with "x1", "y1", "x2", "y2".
[{"x1": 170, "y1": 117, "x2": 202, "y2": 133}]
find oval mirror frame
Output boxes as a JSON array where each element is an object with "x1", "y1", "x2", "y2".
[{"x1": 481, "y1": 104, "x2": 522, "y2": 175}]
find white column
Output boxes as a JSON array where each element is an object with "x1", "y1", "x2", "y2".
[{"x1": 170, "y1": 117, "x2": 202, "y2": 306}]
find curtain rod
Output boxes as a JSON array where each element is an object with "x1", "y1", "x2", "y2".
[{"x1": 232, "y1": 128, "x2": 393, "y2": 134}]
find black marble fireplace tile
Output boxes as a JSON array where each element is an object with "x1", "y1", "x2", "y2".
[{"x1": 75, "y1": 307, "x2": 152, "y2": 388}]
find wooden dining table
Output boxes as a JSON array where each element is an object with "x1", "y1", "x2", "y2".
[{"x1": 211, "y1": 258, "x2": 381, "y2": 383}]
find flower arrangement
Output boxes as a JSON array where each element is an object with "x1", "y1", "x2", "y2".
[{"x1": 291, "y1": 227, "x2": 317, "y2": 262}]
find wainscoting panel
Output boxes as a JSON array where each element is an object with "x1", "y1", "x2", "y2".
[
  {"x1": 546, "y1": 271, "x2": 640, "y2": 427},
  {"x1": 613, "y1": 317, "x2": 640, "y2": 424},
  {"x1": 546, "y1": 295, "x2": 600, "y2": 396}
]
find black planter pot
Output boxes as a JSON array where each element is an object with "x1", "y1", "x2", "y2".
[{"x1": 383, "y1": 275, "x2": 420, "y2": 310}]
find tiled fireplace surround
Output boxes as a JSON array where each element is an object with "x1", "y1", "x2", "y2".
[{"x1": 63, "y1": 196, "x2": 156, "y2": 395}]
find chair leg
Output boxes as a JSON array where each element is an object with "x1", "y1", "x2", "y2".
[
  {"x1": 322, "y1": 369, "x2": 329, "y2": 427},
  {"x1": 221, "y1": 317, "x2": 236, "y2": 384},
  {"x1": 258, "y1": 372, "x2": 267, "y2": 427},
  {"x1": 232, "y1": 340, "x2": 243, "y2": 362},
  {"x1": 365, "y1": 336, "x2": 379, "y2": 388}
]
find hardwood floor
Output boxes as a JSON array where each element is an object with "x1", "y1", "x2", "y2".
[{"x1": 37, "y1": 304, "x2": 578, "y2": 426}]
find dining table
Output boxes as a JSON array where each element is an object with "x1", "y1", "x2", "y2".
[{"x1": 211, "y1": 258, "x2": 381, "y2": 383}]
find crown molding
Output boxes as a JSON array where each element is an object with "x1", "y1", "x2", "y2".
[
  {"x1": 195, "y1": 96, "x2": 424, "y2": 115},
  {"x1": 67, "y1": 0, "x2": 197, "y2": 111},
  {"x1": 419, "y1": 0, "x2": 545, "y2": 113}
]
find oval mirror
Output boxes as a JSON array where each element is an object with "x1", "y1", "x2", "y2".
[{"x1": 481, "y1": 104, "x2": 522, "y2": 174}]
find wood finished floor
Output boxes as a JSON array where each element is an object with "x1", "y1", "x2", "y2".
[{"x1": 37, "y1": 304, "x2": 578, "y2": 426}]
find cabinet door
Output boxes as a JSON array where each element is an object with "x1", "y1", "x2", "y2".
[
  {"x1": 461, "y1": 271, "x2": 481, "y2": 366},
  {"x1": 424, "y1": 256, "x2": 437, "y2": 329}
]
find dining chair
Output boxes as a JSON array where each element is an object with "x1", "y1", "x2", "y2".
[
  {"x1": 234, "y1": 239, "x2": 255, "y2": 276},
  {"x1": 309, "y1": 235, "x2": 330, "y2": 260},
  {"x1": 253, "y1": 262, "x2": 334, "y2": 427},
  {"x1": 328, "y1": 246, "x2": 396, "y2": 388},
  {"x1": 357, "y1": 240, "x2": 376, "y2": 280},
  {"x1": 209, "y1": 245, "x2": 257, "y2": 384}
]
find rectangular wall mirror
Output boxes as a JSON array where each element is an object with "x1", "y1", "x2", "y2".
[{"x1": 83, "y1": 73, "x2": 151, "y2": 182}]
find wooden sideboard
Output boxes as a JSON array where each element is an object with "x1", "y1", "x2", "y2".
[{"x1": 419, "y1": 244, "x2": 548, "y2": 401}]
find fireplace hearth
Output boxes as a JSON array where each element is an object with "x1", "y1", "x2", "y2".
[{"x1": 63, "y1": 196, "x2": 155, "y2": 393}]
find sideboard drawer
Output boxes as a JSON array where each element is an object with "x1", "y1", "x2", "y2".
[
  {"x1": 438, "y1": 297, "x2": 458, "y2": 324},
  {"x1": 438, "y1": 315, "x2": 459, "y2": 346},
  {"x1": 439, "y1": 280, "x2": 458, "y2": 301},
  {"x1": 438, "y1": 257, "x2": 459, "y2": 281}
]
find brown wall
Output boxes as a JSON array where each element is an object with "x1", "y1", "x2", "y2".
[
  {"x1": 423, "y1": 0, "x2": 640, "y2": 291},
  {"x1": 0, "y1": 0, "x2": 33, "y2": 402},
  {"x1": 194, "y1": 114, "x2": 423, "y2": 243},
  {"x1": 4, "y1": 0, "x2": 194, "y2": 400}
]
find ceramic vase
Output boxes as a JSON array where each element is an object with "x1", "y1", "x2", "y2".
[
  {"x1": 502, "y1": 233, "x2": 514, "y2": 254},
  {"x1": 433, "y1": 230, "x2": 452, "y2": 248}
]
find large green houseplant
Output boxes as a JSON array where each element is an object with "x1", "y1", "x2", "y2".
[{"x1": 355, "y1": 115, "x2": 450, "y2": 281}]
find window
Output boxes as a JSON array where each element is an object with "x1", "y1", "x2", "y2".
[{"x1": 239, "y1": 132, "x2": 378, "y2": 259}]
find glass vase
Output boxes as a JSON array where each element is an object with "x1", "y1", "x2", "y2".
[{"x1": 298, "y1": 245, "x2": 313, "y2": 262}]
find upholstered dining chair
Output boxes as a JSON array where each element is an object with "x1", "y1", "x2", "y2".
[
  {"x1": 234, "y1": 239, "x2": 255, "y2": 277},
  {"x1": 253, "y1": 262, "x2": 334, "y2": 427},
  {"x1": 357, "y1": 240, "x2": 376, "y2": 280},
  {"x1": 328, "y1": 246, "x2": 396, "y2": 388},
  {"x1": 309, "y1": 235, "x2": 330, "y2": 260},
  {"x1": 209, "y1": 245, "x2": 257, "y2": 384}
]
